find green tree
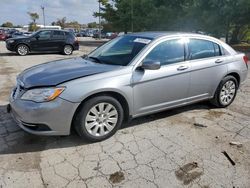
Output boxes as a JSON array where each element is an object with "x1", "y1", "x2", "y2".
[
  {"x1": 28, "y1": 23, "x2": 40, "y2": 32},
  {"x1": 96, "y1": 0, "x2": 250, "y2": 44},
  {"x1": 88, "y1": 22, "x2": 98, "y2": 28},
  {"x1": 67, "y1": 21, "x2": 81, "y2": 31},
  {"x1": 28, "y1": 12, "x2": 39, "y2": 24},
  {"x1": 52, "y1": 17, "x2": 67, "y2": 28},
  {"x1": 1, "y1": 22, "x2": 13, "y2": 28},
  {"x1": 27, "y1": 12, "x2": 39, "y2": 31}
]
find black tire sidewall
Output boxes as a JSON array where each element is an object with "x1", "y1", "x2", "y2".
[
  {"x1": 74, "y1": 96, "x2": 124, "y2": 142},
  {"x1": 16, "y1": 44, "x2": 29, "y2": 56},
  {"x1": 215, "y1": 76, "x2": 238, "y2": 107}
]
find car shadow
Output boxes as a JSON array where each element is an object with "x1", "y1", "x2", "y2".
[
  {"x1": 0, "y1": 52, "x2": 65, "y2": 56},
  {"x1": 0, "y1": 102, "x2": 213, "y2": 155},
  {"x1": 79, "y1": 40, "x2": 107, "y2": 47}
]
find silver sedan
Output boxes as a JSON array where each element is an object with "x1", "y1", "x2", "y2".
[{"x1": 9, "y1": 32, "x2": 249, "y2": 141}]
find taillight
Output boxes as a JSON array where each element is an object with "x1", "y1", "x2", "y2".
[{"x1": 243, "y1": 55, "x2": 249, "y2": 64}]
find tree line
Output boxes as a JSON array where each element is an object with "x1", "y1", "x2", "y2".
[{"x1": 96, "y1": 0, "x2": 250, "y2": 44}]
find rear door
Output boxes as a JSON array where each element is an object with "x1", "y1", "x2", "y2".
[
  {"x1": 50, "y1": 30, "x2": 66, "y2": 51},
  {"x1": 187, "y1": 38, "x2": 228, "y2": 100}
]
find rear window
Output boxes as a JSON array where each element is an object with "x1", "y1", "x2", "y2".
[{"x1": 188, "y1": 39, "x2": 222, "y2": 60}]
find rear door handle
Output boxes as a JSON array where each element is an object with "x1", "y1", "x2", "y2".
[
  {"x1": 215, "y1": 59, "x2": 223, "y2": 64},
  {"x1": 177, "y1": 65, "x2": 189, "y2": 71}
]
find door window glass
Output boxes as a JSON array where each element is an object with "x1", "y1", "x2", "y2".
[
  {"x1": 37, "y1": 31, "x2": 52, "y2": 40},
  {"x1": 52, "y1": 31, "x2": 65, "y2": 39},
  {"x1": 214, "y1": 43, "x2": 221, "y2": 56},
  {"x1": 143, "y1": 39, "x2": 185, "y2": 66},
  {"x1": 188, "y1": 39, "x2": 221, "y2": 60}
]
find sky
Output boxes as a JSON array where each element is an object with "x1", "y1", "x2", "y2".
[{"x1": 0, "y1": 0, "x2": 99, "y2": 26}]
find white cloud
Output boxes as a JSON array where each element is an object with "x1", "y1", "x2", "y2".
[{"x1": 0, "y1": 0, "x2": 99, "y2": 25}]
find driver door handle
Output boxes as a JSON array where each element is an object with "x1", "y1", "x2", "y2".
[{"x1": 177, "y1": 65, "x2": 189, "y2": 71}]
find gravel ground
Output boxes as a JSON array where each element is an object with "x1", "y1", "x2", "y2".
[{"x1": 0, "y1": 39, "x2": 250, "y2": 188}]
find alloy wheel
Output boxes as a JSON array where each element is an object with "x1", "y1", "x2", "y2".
[
  {"x1": 219, "y1": 80, "x2": 236, "y2": 105},
  {"x1": 64, "y1": 45, "x2": 73, "y2": 55},
  {"x1": 85, "y1": 102, "x2": 118, "y2": 137},
  {"x1": 17, "y1": 45, "x2": 28, "y2": 56}
]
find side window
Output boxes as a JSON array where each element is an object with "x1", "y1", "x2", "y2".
[
  {"x1": 37, "y1": 31, "x2": 52, "y2": 40},
  {"x1": 214, "y1": 43, "x2": 221, "y2": 56},
  {"x1": 144, "y1": 39, "x2": 185, "y2": 66},
  {"x1": 188, "y1": 39, "x2": 221, "y2": 60},
  {"x1": 52, "y1": 31, "x2": 65, "y2": 39}
]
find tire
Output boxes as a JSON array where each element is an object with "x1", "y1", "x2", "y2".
[
  {"x1": 16, "y1": 44, "x2": 29, "y2": 56},
  {"x1": 210, "y1": 75, "x2": 238, "y2": 108},
  {"x1": 63, "y1": 45, "x2": 73, "y2": 55},
  {"x1": 74, "y1": 96, "x2": 124, "y2": 142}
]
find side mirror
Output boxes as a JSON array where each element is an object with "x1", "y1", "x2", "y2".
[
  {"x1": 35, "y1": 35, "x2": 40, "y2": 40},
  {"x1": 141, "y1": 61, "x2": 161, "y2": 70}
]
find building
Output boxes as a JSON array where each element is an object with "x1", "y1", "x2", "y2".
[{"x1": 22, "y1": 25, "x2": 61, "y2": 31}]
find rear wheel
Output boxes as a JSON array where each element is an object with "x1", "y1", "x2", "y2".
[
  {"x1": 16, "y1": 44, "x2": 29, "y2": 56},
  {"x1": 210, "y1": 76, "x2": 238, "y2": 107},
  {"x1": 74, "y1": 96, "x2": 124, "y2": 142},
  {"x1": 63, "y1": 45, "x2": 73, "y2": 55}
]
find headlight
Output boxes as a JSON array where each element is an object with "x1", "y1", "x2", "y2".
[
  {"x1": 21, "y1": 87, "x2": 65, "y2": 102},
  {"x1": 8, "y1": 39, "x2": 15, "y2": 43}
]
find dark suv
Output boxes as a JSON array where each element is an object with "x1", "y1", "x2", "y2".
[{"x1": 5, "y1": 30, "x2": 79, "y2": 56}]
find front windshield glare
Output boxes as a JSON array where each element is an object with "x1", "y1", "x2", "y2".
[{"x1": 88, "y1": 35, "x2": 151, "y2": 66}]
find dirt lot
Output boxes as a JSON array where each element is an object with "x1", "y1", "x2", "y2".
[{"x1": 0, "y1": 39, "x2": 250, "y2": 188}]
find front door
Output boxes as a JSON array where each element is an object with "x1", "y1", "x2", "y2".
[
  {"x1": 132, "y1": 38, "x2": 191, "y2": 116},
  {"x1": 30, "y1": 30, "x2": 53, "y2": 51}
]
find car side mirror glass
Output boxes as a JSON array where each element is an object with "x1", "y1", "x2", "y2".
[
  {"x1": 35, "y1": 35, "x2": 40, "y2": 40},
  {"x1": 141, "y1": 61, "x2": 161, "y2": 70}
]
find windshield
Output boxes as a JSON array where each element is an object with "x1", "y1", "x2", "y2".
[{"x1": 87, "y1": 35, "x2": 152, "y2": 66}]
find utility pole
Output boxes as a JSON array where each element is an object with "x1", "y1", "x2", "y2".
[
  {"x1": 131, "y1": 0, "x2": 133, "y2": 33},
  {"x1": 99, "y1": 0, "x2": 101, "y2": 40},
  {"x1": 41, "y1": 6, "x2": 45, "y2": 27}
]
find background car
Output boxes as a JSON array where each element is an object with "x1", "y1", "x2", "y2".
[
  {"x1": 0, "y1": 32, "x2": 7, "y2": 41},
  {"x1": 10, "y1": 32, "x2": 24, "y2": 38},
  {"x1": 5, "y1": 29, "x2": 79, "y2": 55}
]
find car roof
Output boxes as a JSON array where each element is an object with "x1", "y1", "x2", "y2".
[
  {"x1": 127, "y1": 31, "x2": 211, "y2": 40},
  {"x1": 38, "y1": 29, "x2": 70, "y2": 33}
]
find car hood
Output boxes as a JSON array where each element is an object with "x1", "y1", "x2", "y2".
[
  {"x1": 18, "y1": 57, "x2": 122, "y2": 89},
  {"x1": 8, "y1": 36, "x2": 28, "y2": 41}
]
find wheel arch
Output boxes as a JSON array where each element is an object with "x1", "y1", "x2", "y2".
[
  {"x1": 226, "y1": 72, "x2": 240, "y2": 86},
  {"x1": 71, "y1": 91, "x2": 130, "y2": 132},
  {"x1": 15, "y1": 43, "x2": 31, "y2": 51},
  {"x1": 211, "y1": 71, "x2": 241, "y2": 98},
  {"x1": 64, "y1": 44, "x2": 74, "y2": 50}
]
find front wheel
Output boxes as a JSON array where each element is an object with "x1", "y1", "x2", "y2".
[
  {"x1": 74, "y1": 96, "x2": 124, "y2": 142},
  {"x1": 16, "y1": 44, "x2": 29, "y2": 56},
  {"x1": 210, "y1": 76, "x2": 238, "y2": 107},
  {"x1": 63, "y1": 45, "x2": 73, "y2": 55}
]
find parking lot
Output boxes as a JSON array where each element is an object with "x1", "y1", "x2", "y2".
[{"x1": 0, "y1": 39, "x2": 250, "y2": 187}]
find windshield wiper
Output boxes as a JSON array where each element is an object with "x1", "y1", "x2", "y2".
[{"x1": 87, "y1": 56, "x2": 103, "y2": 64}]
